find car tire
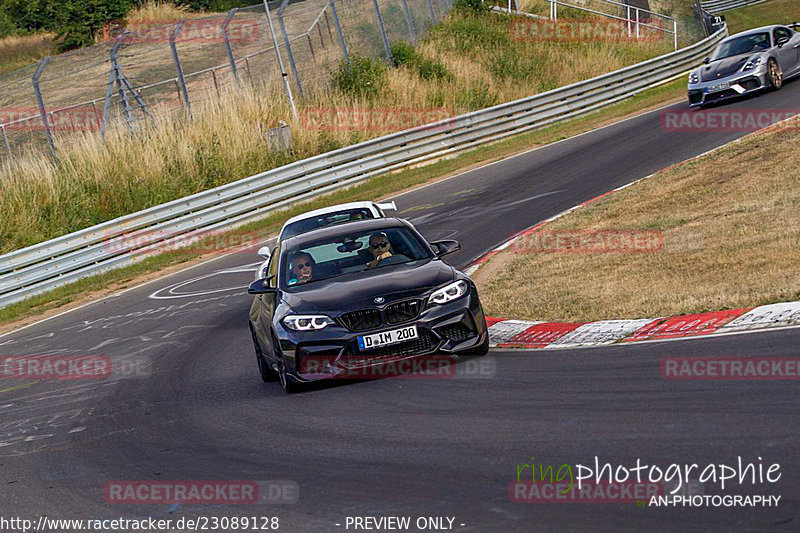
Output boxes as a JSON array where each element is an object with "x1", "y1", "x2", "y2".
[
  {"x1": 278, "y1": 359, "x2": 301, "y2": 394},
  {"x1": 251, "y1": 326, "x2": 278, "y2": 383},
  {"x1": 767, "y1": 59, "x2": 783, "y2": 90}
]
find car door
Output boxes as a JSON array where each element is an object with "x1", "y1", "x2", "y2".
[
  {"x1": 773, "y1": 27, "x2": 796, "y2": 74},
  {"x1": 257, "y1": 244, "x2": 282, "y2": 361},
  {"x1": 786, "y1": 27, "x2": 800, "y2": 74}
]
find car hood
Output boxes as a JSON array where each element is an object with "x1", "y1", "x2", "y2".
[
  {"x1": 700, "y1": 53, "x2": 757, "y2": 82},
  {"x1": 281, "y1": 259, "x2": 457, "y2": 313}
]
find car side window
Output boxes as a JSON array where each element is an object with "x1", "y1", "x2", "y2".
[{"x1": 775, "y1": 28, "x2": 790, "y2": 45}]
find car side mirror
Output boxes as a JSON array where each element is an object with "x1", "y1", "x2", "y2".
[
  {"x1": 778, "y1": 36, "x2": 790, "y2": 47},
  {"x1": 430, "y1": 240, "x2": 461, "y2": 257},
  {"x1": 702, "y1": 57, "x2": 710, "y2": 64},
  {"x1": 248, "y1": 277, "x2": 277, "y2": 295},
  {"x1": 257, "y1": 246, "x2": 271, "y2": 260}
]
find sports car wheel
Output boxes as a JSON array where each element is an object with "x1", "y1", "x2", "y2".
[
  {"x1": 767, "y1": 59, "x2": 783, "y2": 90},
  {"x1": 251, "y1": 326, "x2": 278, "y2": 382},
  {"x1": 278, "y1": 359, "x2": 301, "y2": 393}
]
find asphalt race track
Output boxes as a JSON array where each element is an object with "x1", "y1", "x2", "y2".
[{"x1": 2, "y1": 85, "x2": 800, "y2": 531}]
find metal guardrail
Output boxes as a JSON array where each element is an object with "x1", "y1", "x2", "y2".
[
  {"x1": 0, "y1": 26, "x2": 728, "y2": 310},
  {"x1": 700, "y1": 0, "x2": 766, "y2": 14}
]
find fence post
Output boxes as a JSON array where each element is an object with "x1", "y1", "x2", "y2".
[
  {"x1": 324, "y1": 9, "x2": 333, "y2": 41},
  {"x1": 222, "y1": 9, "x2": 241, "y2": 87},
  {"x1": 427, "y1": 0, "x2": 437, "y2": 23},
  {"x1": 674, "y1": 19, "x2": 678, "y2": 50},
  {"x1": 170, "y1": 20, "x2": 192, "y2": 116},
  {"x1": 329, "y1": 0, "x2": 350, "y2": 63},
  {"x1": 279, "y1": 0, "x2": 304, "y2": 96},
  {"x1": 263, "y1": 0, "x2": 299, "y2": 121},
  {"x1": 400, "y1": 0, "x2": 416, "y2": 44},
  {"x1": 101, "y1": 39, "x2": 125, "y2": 140},
  {"x1": 31, "y1": 57, "x2": 57, "y2": 160},
  {"x1": 1, "y1": 124, "x2": 12, "y2": 164},
  {"x1": 371, "y1": 0, "x2": 394, "y2": 66}
]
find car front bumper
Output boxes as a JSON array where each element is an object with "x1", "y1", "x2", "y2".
[
  {"x1": 688, "y1": 66, "x2": 769, "y2": 107},
  {"x1": 275, "y1": 287, "x2": 488, "y2": 383}
]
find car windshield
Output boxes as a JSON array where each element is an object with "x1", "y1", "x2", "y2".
[
  {"x1": 281, "y1": 208, "x2": 375, "y2": 239},
  {"x1": 281, "y1": 227, "x2": 432, "y2": 288},
  {"x1": 711, "y1": 33, "x2": 771, "y2": 60}
]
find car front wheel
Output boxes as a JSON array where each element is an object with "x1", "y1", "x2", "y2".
[
  {"x1": 767, "y1": 59, "x2": 783, "y2": 90},
  {"x1": 251, "y1": 326, "x2": 278, "y2": 383}
]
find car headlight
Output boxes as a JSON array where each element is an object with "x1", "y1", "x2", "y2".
[
  {"x1": 429, "y1": 280, "x2": 469, "y2": 305},
  {"x1": 743, "y1": 56, "x2": 762, "y2": 70},
  {"x1": 689, "y1": 72, "x2": 699, "y2": 84},
  {"x1": 282, "y1": 315, "x2": 335, "y2": 331}
]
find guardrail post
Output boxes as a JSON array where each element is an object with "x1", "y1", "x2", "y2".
[
  {"x1": 371, "y1": 0, "x2": 394, "y2": 66},
  {"x1": 170, "y1": 20, "x2": 192, "y2": 116},
  {"x1": 32, "y1": 57, "x2": 57, "y2": 160},
  {"x1": 263, "y1": 0, "x2": 299, "y2": 121},
  {"x1": 635, "y1": 8, "x2": 639, "y2": 39},
  {"x1": 329, "y1": 0, "x2": 350, "y2": 63},
  {"x1": 279, "y1": 0, "x2": 304, "y2": 97},
  {"x1": 222, "y1": 9, "x2": 241, "y2": 87},
  {"x1": 400, "y1": 0, "x2": 416, "y2": 44},
  {"x1": 1, "y1": 124, "x2": 12, "y2": 164}
]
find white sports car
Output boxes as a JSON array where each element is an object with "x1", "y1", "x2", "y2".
[{"x1": 255, "y1": 201, "x2": 397, "y2": 280}]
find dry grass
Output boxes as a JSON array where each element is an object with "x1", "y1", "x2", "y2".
[
  {"x1": 474, "y1": 124, "x2": 800, "y2": 322},
  {"x1": 0, "y1": 33, "x2": 59, "y2": 75},
  {"x1": 0, "y1": 8, "x2": 674, "y2": 253},
  {"x1": 126, "y1": 0, "x2": 198, "y2": 23}
]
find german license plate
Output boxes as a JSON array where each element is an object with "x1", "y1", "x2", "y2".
[
  {"x1": 706, "y1": 82, "x2": 729, "y2": 93},
  {"x1": 358, "y1": 325, "x2": 418, "y2": 350}
]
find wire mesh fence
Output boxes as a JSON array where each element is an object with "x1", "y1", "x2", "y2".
[{"x1": 0, "y1": 0, "x2": 453, "y2": 167}]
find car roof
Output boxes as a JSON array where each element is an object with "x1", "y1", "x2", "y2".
[
  {"x1": 281, "y1": 217, "x2": 410, "y2": 249},
  {"x1": 280, "y1": 201, "x2": 378, "y2": 229},
  {"x1": 726, "y1": 26, "x2": 781, "y2": 41}
]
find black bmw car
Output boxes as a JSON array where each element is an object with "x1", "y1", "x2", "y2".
[{"x1": 247, "y1": 217, "x2": 489, "y2": 393}]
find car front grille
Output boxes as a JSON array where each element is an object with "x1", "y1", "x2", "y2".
[
  {"x1": 339, "y1": 299, "x2": 423, "y2": 332},
  {"x1": 385, "y1": 299, "x2": 421, "y2": 325},
  {"x1": 339, "y1": 308, "x2": 382, "y2": 331},
  {"x1": 342, "y1": 329, "x2": 438, "y2": 368}
]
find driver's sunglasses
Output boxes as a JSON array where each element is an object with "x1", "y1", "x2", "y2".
[
  {"x1": 371, "y1": 241, "x2": 389, "y2": 250},
  {"x1": 293, "y1": 262, "x2": 312, "y2": 269}
]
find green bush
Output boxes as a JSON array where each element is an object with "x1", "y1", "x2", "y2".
[
  {"x1": 331, "y1": 53, "x2": 388, "y2": 98},
  {"x1": 1, "y1": 0, "x2": 132, "y2": 51},
  {"x1": 0, "y1": 10, "x2": 17, "y2": 37},
  {"x1": 454, "y1": 82, "x2": 498, "y2": 111},
  {"x1": 390, "y1": 40, "x2": 453, "y2": 82},
  {"x1": 454, "y1": 0, "x2": 490, "y2": 13}
]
